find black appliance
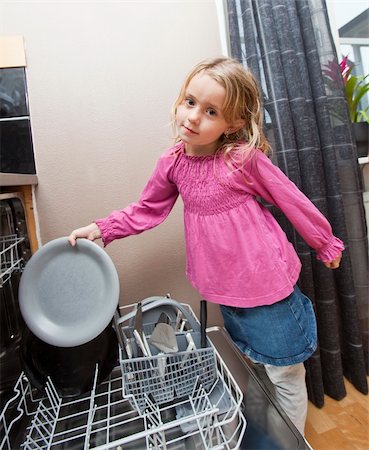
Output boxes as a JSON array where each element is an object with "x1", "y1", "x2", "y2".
[
  {"x1": 0, "y1": 193, "x2": 32, "y2": 404},
  {"x1": 0, "y1": 68, "x2": 36, "y2": 175}
]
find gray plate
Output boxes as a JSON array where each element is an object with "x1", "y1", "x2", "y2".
[{"x1": 19, "y1": 237, "x2": 119, "y2": 347}]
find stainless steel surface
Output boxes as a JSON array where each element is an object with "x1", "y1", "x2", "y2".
[{"x1": 207, "y1": 326, "x2": 309, "y2": 449}]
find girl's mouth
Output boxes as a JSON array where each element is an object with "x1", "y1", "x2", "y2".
[{"x1": 183, "y1": 125, "x2": 198, "y2": 135}]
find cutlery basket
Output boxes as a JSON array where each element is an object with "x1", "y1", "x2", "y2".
[{"x1": 114, "y1": 297, "x2": 218, "y2": 413}]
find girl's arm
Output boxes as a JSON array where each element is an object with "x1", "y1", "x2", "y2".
[
  {"x1": 243, "y1": 150, "x2": 344, "y2": 266},
  {"x1": 97, "y1": 153, "x2": 179, "y2": 246},
  {"x1": 69, "y1": 152, "x2": 179, "y2": 247}
]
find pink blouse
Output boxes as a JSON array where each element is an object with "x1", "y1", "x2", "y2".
[{"x1": 95, "y1": 142, "x2": 344, "y2": 307}]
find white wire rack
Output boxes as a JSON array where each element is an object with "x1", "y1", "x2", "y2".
[
  {"x1": 0, "y1": 298, "x2": 247, "y2": 449},
  {"x1": 0, "y1": 357, "x2": 246, "y2": 450},
  {"x1": 0, "y1": 234, "x2": 25, "y2": 287}
]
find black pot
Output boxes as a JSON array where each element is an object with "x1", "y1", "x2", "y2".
[
  {"x1": 20, "y1": 322, "x2": 118, "y2": 398},
  {"x1": 352, "y1": 122, "x2": 369, "y2": 158}
]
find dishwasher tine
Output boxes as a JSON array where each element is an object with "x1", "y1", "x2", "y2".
[
  {"x1": 133, "y1": 301, "x2": 144, "y2": 357},
  {"x1": 200, "y1": 300, "x2": 207, "y2": 348}
]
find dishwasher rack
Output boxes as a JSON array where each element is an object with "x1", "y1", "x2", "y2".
[
  {"x1": 0, "y1": 194, "x2": 32, "y2": 289},
  {"x1": 0, "y1": 234, "x2": 25, "y2": 287},
  {"x1": 0, "y1": 354, "x2": 246, "y2": 450}
]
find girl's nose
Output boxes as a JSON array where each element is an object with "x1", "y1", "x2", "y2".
[{"x1": 188, "y1": 108, "x2": 200, "y2": 123}]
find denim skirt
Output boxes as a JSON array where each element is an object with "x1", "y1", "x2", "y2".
[{"x1": 220, "y1": 285, "x2": 317, "y2": 366}]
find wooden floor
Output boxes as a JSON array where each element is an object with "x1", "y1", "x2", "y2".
[{"x1": 305, "y1": 377, "x2": 369, "y2": 449}]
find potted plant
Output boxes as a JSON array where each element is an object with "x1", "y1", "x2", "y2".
[
  {"x1": 340, "y1": 55, "x2": 369, "y2": 157},
  {"x1": 323, "y1": 56, "x2": 369, "y2": 157}
]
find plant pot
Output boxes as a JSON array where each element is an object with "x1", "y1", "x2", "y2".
[{"x1": 352, "y1": 122, "x2": 369, "y2": 158}]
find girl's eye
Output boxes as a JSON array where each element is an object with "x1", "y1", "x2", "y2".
[
  {"x1": 207, "y1": 108, "x2": 217, "y2": 116},
  {"x1": 185, "y1": 98, "x2": 195, "y2": 106}
]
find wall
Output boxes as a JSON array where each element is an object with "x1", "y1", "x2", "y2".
[
  {"x1": 326, "y1": 0, "x2": 369, "y2": 55},
  {"x1": 0, "y1": 0, "x2": 225, "y2": 323}
]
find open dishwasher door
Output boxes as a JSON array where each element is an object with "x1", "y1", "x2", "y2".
[{"x1": 207, "y1": 326, "x2": 310, "y2": 450}]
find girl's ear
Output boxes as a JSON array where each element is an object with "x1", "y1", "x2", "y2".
[{"x1": 227, "y1": 119, "x2": 245, "y2": 134}]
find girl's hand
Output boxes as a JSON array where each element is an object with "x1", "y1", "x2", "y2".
[
  {"x1": 323, "y1": 253, "x2": 342, "y2": 269},
  {"x1": 68, "y1": 223, "x2": 101, "y2": 247}
]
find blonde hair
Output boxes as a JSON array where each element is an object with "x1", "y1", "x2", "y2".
[{"x1": 172, "y1": 57, "x2": 270, "y2": 164}]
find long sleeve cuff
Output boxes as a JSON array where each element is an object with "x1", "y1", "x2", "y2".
[
  {"x1": 94, "y1": 218, "x2": 114, "y2": 247},
  {"x1": 316, "y1": 236, "x2": 345, "y2": 262}
]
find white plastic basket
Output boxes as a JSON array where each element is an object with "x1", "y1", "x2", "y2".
[
  {"x1": 115, "y1": 298, "x2": 220, "y2": 411},
  {"x1": 119, "y1": 329, "x2": 218, "y2": 413}
]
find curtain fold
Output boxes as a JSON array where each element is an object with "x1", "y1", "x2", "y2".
[{"x1": 226, "y1": 0, "x2": 368, "y2": 407}]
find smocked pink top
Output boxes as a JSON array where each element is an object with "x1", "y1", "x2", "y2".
[{"x1": 96, "y1": 142, "x2": 344, "y2": 307}]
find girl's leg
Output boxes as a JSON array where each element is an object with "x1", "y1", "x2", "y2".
[{"x1": 263, "y1": 362, "x2": 307, "y2": 436}]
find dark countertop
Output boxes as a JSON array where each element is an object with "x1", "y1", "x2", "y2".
[
  {"x1": 0, "y1": 173, "x2": 38, "y2": 186},
  {"x1": 207, "y1": 326, "x2": 310, "y2": 450}
]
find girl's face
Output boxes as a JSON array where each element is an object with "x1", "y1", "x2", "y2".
[{"x1": 176, "y1": 73, "x2": 234, "y2": 156}]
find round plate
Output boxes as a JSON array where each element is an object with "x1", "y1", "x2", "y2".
[{"x1": 19, "y1": 237, "x2": 119, "y2": 347}]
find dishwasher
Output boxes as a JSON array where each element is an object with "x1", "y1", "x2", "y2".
[
  {"x1": 0, "y1": 302, "x2": 247, "y2": 449},
  {"x1": 0, "y1": 199, "x2": 247, "y2": 450}
]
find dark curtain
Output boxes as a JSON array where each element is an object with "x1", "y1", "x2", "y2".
[{"x1": 226, "y1": 0, "x2": 368, "y2": 407}]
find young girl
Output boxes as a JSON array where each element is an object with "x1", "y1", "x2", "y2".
[{"x1": 69, "y1": 57, "x2": 343, "y2": 435}]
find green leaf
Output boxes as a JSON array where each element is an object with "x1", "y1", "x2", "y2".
[
  {"x1": 352, "y1": 85, "x2": 369, "y2": 110},
  {"x1": 345, "y1": 76, "x2": 356, "y2": 98},
  {"x1": 357, "y1": 108, "x2": 369, "y2": 124}
]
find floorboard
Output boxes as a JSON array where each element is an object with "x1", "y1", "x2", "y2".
[{"x1": 305, "y1": 378, "x2": 369, "y2": 449}]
